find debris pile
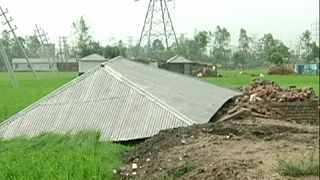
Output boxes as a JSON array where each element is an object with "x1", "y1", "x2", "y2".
[
  {"x1": 218, "y1": 79, "x2": 317, "y2": 121},
  {"x1": 240, "y1": 79, "x2": 316, "y2": 102}
]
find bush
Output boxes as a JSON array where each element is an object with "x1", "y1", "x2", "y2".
[
  {"x1": 276, "y1": 150, "x2": 319, "y2": 177},
  {"x1": 267, "y1": 65, "x2": 296, "y2": 75}
]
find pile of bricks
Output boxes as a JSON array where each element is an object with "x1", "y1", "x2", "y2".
[
  {"x1": 239, "y1": 79, "x2": 315, "y2": 103},
  {"x1": 218, "y1": 79, "x2": 317, "y2": 121}
]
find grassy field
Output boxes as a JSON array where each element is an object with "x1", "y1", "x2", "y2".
[
  {"x1": 0, "y1": 132, "x2": 130, "y2": 180},
  {"x1": 203, "y1": 68, "x2": 319, "y2": 95},
  {"x1": 0, "y1": 72, "x2": 77, "y2": 123}
]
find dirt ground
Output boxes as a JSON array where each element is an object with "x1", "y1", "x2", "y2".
[{"x1": 118, "y1": 116, "x2": 319, "y2": 180}]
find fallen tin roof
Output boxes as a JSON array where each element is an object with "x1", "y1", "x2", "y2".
[
  {"x1": 166, "y1": 55, "x2": 194, "y2": 63},
  {"x1": 0, "y1": 57, "x2": 240, "y2": 141}
]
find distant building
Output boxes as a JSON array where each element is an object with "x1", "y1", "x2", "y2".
[
  {"x1": 78, "y1": 54, "x2": 107, "y2": 75},
  {"x1": 12, "y1": 58, "x2": 57, "y2": 72},
  {"x1": 161, "y1": 55, "x2": 197, "y2": 76},
  {"x1": 294, "y1": 63, "x2": 319, "y2": 74}
]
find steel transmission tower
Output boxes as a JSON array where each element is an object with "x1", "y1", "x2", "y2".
[{"x1": 136, "y1": 0, "x2": 179, "y2": 57}]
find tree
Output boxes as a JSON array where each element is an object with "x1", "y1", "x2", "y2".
[
  {"x1": 232, "y1": 29, "x2": 253, "y2": 68},
  {"x1": 152, "y1": 39, "x2": 165, "y2": 53},
  {"x1": 0, "y1": 30, "x2": 12, "y2": 66},
  {"x1": 70, "y1": 16, "x2": 93, "y2": 58},
  {"x1": 211, "y1": 26, "x2": 231, "y2": 64},
  {"x1": 11, "y1": 36, "x2": 25, "y2": 59},
  {"x1": 104, "y1": 40, "x2": 127, "y2": 59},
  {"x1": 238, "y1": 28, "x2": 252, "y2": 52},
  {"x1": 194, "y1": 31, "x2": 211, "y2": 50},
  {"x1": 259, "y1": 33, "x2": 291, "y2": 65},
  {"x1": 232, "y1": 51, "x2": 247, "y2": 68},
  {"x1": 299, "y1": 30, "x2": 319, "y2": 63},
  {"x1": 25, "y1": 35, "x2": 41, "y2": 58}
]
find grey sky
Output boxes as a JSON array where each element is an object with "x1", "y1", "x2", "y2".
[{"x1": 1, "y1": 0, "x2": 319, "y2": 48}]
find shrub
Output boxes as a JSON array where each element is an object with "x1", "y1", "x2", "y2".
[
  {"x1": 267, "y1": 65, "x2": 296, "y2": 75},
  {"x1": 276, "y1": 150, "x2": 319, "y2": 177}
]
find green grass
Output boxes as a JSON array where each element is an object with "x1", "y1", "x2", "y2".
[
  {"x1": 0, "y1": 132, "x2": 130, "y2": 180},
  {"x1": 276, "y1": 150, "x2": 319, "y2": 177},
  {"x1": 203, "y1": 68, "x2": 320, "y2": 95},
  {"x1": 0, "y1": 72, "x2": 77, "y2": 123}
]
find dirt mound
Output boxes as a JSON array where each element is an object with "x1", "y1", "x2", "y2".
[{"x1": 117, "y1": 117, "x2": 319, "y2": 179}]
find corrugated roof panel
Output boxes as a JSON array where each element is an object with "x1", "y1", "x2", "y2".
[
  {"x1": 166, "y1": 55, "x2": 193, "y2": 63},
  {"x1": 106, "y1": 58, "x2": 240, "y2": 124},
  {"x1": 79, "y1": 53, "x2": 106, "y2": 61},
  {"x1": 0, "y1": 57, "x2": 240, "y2": 141},
  {"x1": 0, "y1": 64, "x2": 190, "y2": 141}
]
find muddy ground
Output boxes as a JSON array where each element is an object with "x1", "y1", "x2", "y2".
[{"x1": 118, "y1": 116, "x2": 319, "y2": 179}]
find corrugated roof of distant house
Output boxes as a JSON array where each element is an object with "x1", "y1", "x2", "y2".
[
  {"x1": 0, "y1": 57, "x2": 240, "y2": 141},
  {"x1": 12, "y1": 58, "x2": 52, "y2": 64},
  {"x1": 166, "y1": 55, "x2": 194, "y2": 63},
  {"x1": 79, "y1": 53, "x2": 106, "y2": 62}
]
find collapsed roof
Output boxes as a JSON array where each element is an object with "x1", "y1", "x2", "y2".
[{"x1": 0, "y1": 57, "x2": 240, "y2": 141}]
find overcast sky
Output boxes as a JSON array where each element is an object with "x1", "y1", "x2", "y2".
[{"x1": 0, "y1": 0, "x2": 319, "y2": 48}]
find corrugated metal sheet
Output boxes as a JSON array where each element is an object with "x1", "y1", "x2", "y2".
[
  {"x1": 106, "y1": 58, "x2": 240, "y2": 124},
  {"x1": 0, "y1": 57, "x2": 240, "y2": 141},
  {"x1": 166, "y1": 55, "x2": 193, "y2": 63},
  {"x1": 79, "y1": 53, "x2": 106, "y2": 62}
]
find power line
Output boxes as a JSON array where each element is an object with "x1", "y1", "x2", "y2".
[{"x1": 0, "y1": 6, "x2": 38, "y2": 79}]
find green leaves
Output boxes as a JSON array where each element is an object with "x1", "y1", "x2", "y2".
[
  {"x1": 259, "y1": 33, "x2": 291, "y2": 65},
  {"x1": 299, "y1": 30, "x2": 319, "y2": 63}
]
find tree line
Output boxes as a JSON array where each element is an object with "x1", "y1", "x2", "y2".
[{"x1": 0, "y1": 16, "x2": 319, "y2": 69}]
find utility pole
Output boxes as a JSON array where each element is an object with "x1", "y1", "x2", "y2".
[
  {"x1": 58, "y1": 37, "x2": 64, "y2": 63},
  {"x1": 0, "y1": 6, "x2": 37, "y2": 79},
  {"x1": 62, "y1": 36, "x2": 68, "y2": 63},
  {"x1": 0, "y1": 38, "x2": 19, "y2": 87},
  {"x1": 35, "y1": 24, "x2": 55, "y2": 71}
]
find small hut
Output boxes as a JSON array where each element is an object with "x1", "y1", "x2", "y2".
[
  {"x1": 78, "y1": 53, "x2": 107, "y2": 75},
  {"x1": 161, "y1": 55, "x2": 196, "y2": 76}
]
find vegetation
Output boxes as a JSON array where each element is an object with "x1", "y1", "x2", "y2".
[
  {"x1": 276, "y1": 150, "x2": 319, "y2": 177},
  {"x1": 299, "y1": 30, "x2": 319, "y2": 64},
  {"x1": 0, "y1": 72, "x2": 77, "y2": 123},
  {"x1": 1, "y1": 16, "x2": 318, "y2": 68},
  {"x1": 0, "y1": 132, "x2": 130, "y2": 180}
]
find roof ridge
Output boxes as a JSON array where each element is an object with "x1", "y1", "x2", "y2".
[{"x1": 101, "y1": 65, "x2": 195, "y2": 126}]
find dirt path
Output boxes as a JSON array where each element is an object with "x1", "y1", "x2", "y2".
[{"x1": 118, "y1": 117, "x2": 319, "y2": 179}]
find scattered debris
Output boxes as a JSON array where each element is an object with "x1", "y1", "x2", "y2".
[
  {"x1": 217, "y1": 79, "x2": 317, "y2": 120},
  {"x1": 132, "y1": 163, "x2": 138, "y2": 170}
]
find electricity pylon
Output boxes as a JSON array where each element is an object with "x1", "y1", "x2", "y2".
[{"x1": 135, "y1": 0, "x2": 179, "y2": 58}]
